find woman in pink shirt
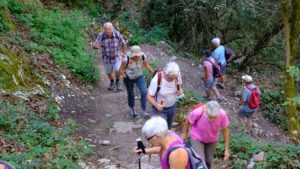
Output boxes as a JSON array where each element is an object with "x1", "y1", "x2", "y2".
[
  {"x1": 182, "y1": 101, "x2": 230, "y2": 169},
  {"x1": 133, "y1": 117, "x2": 190, "y2": 169}
]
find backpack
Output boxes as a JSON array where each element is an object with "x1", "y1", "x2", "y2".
[
  {"x1": 167, "y1": 142, "x2": 208, "y2": 169},
  {"x1": 246, "y1": 85, "x2": 260, "y2": 109},
  {"x1": 126, "y1": 55, "x2": 145, "y2": 67},
  {"x1": 224, "y1": 47, "x2": 234, "y2": 61},
  {"x1": 204, "y1": 58, "x2": 222, "y2": 78},
  {"x1": 152, "y1": 70, "x2": 180, "y2": 96}
]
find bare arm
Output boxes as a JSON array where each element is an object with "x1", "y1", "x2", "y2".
[
  {"x1": 143, "y1": 61, "x2": 154, "y2": 74},
  {"x1": 222, "y1": 127, "x2": 230, "y2": 160},
  {"x1": 169, "y1": 149, "x2": 189, "y2": 169},
  {"x1": 119, "y1": 61, "x2": 127, "y2": 76},
  {"x1": 204, "y1": 66, "x2": 209, "y2": 81},
  {"x1": 147, "y1": 92, "x2": 163, "y2": 111},
  {"x1": 121, "y1": 45, "x2": 126, "y2": 59},
  {"x1": 181, "y1": 118, "x2": 190, "y2": 141}
]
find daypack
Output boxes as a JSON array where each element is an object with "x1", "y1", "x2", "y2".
[
  {"x1": 224, "y1": 47, "x2": 234, "y2": 61},
  {"x1": 126, "y1": 55, "x2": 145, "y2": 67},
  {"x1": 167, "y1": 142, "x2": 208, "y2": 169},
  {"x1": 204, "y1": 58, "x2": 222, "y2": 78},
  {"x1": 246, "y1": 85, "x2": 260, "y2": 109},
  {"x1": 152, "y1": 70, "x2": 180, "y2": 96}
]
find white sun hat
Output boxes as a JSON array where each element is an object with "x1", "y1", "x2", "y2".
[
  {"x1": 127, "y1": 45, "x2": 144, "y2": 58},
  {"x1": 242, "y1": 75, "x2": 253, "y2": 82}
]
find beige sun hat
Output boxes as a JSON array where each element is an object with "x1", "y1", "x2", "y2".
[
  {"x1": 127, "y1": 45, "x2": 144, "y2": 58},
  {"x1": 242, "y1": 75, "x2": 253, "y2": 82}
]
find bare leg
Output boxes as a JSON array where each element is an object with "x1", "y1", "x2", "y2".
[
  {"x1": 247, "y1": 117, "x2": 253, "y2": 134},
  {"x1": 220, "y1": 74, "x2": 225, "y2": 84},
  {"x1": 211, "y1": 86, "x2": 221, "y2": 99},
  {"x1": 115, "y1": 71, "x2": 120, "y2": 80},
  {"x1": 108, "y1": 73, "x2": 114, "y2": 81}
]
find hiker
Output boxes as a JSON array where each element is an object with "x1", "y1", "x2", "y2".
[
  {"x1": 133, "y1": 116, "x2": 190, "y2": 169},
  {"x1": 119, "y1": 46, "x2": 153, "y2": 118},
  {"x1": 202, "y1": 50, "x2": 222, "y2": 101},
  {"x1": 147, "y1": 62, "x2": 184, "y2": 129},
  {"x1": 92, "y1": 22, "x2": 126, "y2": 91},
  {"x1": 182, "y1": 101, "x2": 230, "y2": 169},
  {"x1": 237, "y1": 75, "x2": 261, "y2": 135},
  {"x1": 211, "y1": 37, "x2": 226, "y2": 89}
]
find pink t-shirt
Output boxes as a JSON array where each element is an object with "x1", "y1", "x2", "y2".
[
  {"x1": 203, "y1": 57, "x2": 215, "y2": 81},
  {"x1": 188, "y1": 106, "x2": 230, "y2": 143}
]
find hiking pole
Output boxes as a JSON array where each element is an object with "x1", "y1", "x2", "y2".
[
  {"x1": 157, "y1": 100, "x2": 164, "y2": 116},
  {"x1": 136, "y1": 138, "x2": 146, "y2": 169}
]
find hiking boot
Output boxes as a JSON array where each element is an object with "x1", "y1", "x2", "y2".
[
  {"x1": 116, "y1": 81, "x2": 122, "y2": 91},
  {"x1": 130, "y1": 109, "x2": 138, "y2": 118},
  {"x1": 108, "y1": 81, "x2": 115, "y2": 90},
  {"x1": 138, "y1": 111, "x2": 150, "y2": 119}
]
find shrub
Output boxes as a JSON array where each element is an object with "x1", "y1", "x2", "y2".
[
  {"x1": 0, "y1": 101, "x2": 93, "y2": 168},
  {"x1": 6, "y1": 0, "x2": 99, "y2": 84}
]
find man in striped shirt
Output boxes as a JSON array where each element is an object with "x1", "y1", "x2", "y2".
[{"x1": 92, "y1": 22, "x2": 126, "y2": 91}]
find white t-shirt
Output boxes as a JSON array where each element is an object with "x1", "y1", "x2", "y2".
[{"x1": 148, "y1": 73, "x2": 182, "y2": 108}]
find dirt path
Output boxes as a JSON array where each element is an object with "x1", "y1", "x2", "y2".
[{"x1": 60, "y1": 43, "x2": 289, "y2": 169}]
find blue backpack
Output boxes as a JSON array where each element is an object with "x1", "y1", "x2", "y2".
[{"x1": 167, "y1": 142, "x2": 207, "y2": 169}]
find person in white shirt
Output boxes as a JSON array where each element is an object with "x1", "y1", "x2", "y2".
[{"x1": 147, "y1": 62, "x2": 184, "y2": 129}]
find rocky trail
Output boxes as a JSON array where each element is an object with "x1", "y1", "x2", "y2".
[{"x1": 58, "y1": 43, "x2": 289, "y2": 169}]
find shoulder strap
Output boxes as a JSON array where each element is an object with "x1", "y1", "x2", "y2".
[
  {"x1": 142, "y1": 55, "x2": 145, "y2": 62},
  {"x1": 167, "y1": 144, "x2": 185, "y2": 167},
  {"x1": 246, "y1": 85, "x2": 255, "y2": 92},
  {"x1": 126, "y1": 55, "x2": 130, "y2": 67},
  {"x1": 175, "y1": 77, "x2": 180, "y2": 91},
  {"x1": 155, "y1": 71, "x2": 162, "y2": 98}
]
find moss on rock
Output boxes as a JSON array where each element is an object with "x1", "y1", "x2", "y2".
[{"x1": 0, "y1": 45, "x2": 40, "y2": 92}]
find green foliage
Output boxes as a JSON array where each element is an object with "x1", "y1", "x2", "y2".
[
  {"x1": 4, "y1": 0, "x2": 99, "y2": 84},
  {"x1": 0, "y1": 101, "x2": 93, "y2": 169},
  {"x1": 287, "y1": 66, "x2": 300, "y2": 81},
  {"x1": 119, "y1": 12, "x2": 168, "y2": 46},
  {"x1": 260, "y1": 89, "x2": 288, "y2": 130},
  {"x1": 216, "y1": 133, "x2": 300, "y2": 168}
]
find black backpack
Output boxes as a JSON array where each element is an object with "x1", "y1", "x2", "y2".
[
  {"x1": 167, "y1": 142, "x2": 207, "y2": 169},
  {"x1": 204, "y1": 58, "x2": 222, "y2": 78},
  {"x1": 224, "y1": 47, "x2": 234, "y2": 61}
]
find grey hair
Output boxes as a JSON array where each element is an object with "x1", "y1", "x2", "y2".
[
  {"x1": 163, "y1": 62, "x2": 180, "y2": 77},
  {"x1": 142, "y1": 117, "x2": 168, "y2": 138},
  {"x1": 103, "y1": 22, "x2": 113, "y2": 28},
  {"x1": 206, "y1": 100, "x2": 221, "y2": 116},
  {"x1": 211, "y1": 37, "x2": 221, "y2": 46}
]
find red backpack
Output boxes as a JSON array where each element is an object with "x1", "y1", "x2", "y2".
[{"x1": 246, "y1": 85, "x2": 260, "y2": 109}]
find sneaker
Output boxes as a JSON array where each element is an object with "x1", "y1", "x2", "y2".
[
  {"x1": 139, "y1": 111, "x2": 150, "y2": 119},
  {"x1": 116, "y1": 81, "x2": 122, "y2": 91},
  {"x1": 130, "y1": 109, "x2": 138, "y2": 118},
  {"x1": 108, "y1": 81, "x2": 115, "y2": 90}
]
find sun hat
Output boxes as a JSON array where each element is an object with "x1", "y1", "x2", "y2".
[
  {"x1": 127, "y1": 45, "x2": 144, "y2": 58},
  {"x1": 242, "y1": 75, "x2": 253, "y2": 82}
]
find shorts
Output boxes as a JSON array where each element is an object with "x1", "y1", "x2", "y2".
[
  {"x1": 238, "y1": 108, "x2": 255, "y2": 118},
  {"x1": 219, "y1": 63, "x2": 226, "y2": 75},
  {"x1": 104, "y1": 59, "x2": 121, "y2": 74},
  {"x1": 204, "y1": 78, "x2": 217, "y2": 90}
]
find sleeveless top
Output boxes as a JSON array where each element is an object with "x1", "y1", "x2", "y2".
[
  {"x1": 125, "y1": 55, "x2": 145, "y2": 80},
  {"x1": 160, "y1": 131, "x2": 191, "y2": 169}
]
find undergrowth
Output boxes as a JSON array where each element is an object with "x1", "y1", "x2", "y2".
[
  {"x1": 0, "y1": 101, "x2": 93, "y2": 168},
  {"x1": 2, "y1": 0, "x2": 99, "y2": 84}
]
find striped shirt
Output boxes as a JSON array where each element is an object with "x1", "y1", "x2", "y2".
[{"x1": 95, "y1": 30, "x2": 126, "y2": 64}]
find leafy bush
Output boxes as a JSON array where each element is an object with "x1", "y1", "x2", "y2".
[
  {"x1": 5, "y1": 0, "x2": 99, "y2": 84},
  {"x1": 260, "y1": 89, "x2": 288, "y2": 130},
  {"x1": 0, "y1": 101, "x2": 93, "y2": 168}
]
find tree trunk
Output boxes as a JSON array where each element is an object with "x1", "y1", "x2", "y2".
[{"x1": 281, "y1": 0, "x2": 300, "y2": 143}]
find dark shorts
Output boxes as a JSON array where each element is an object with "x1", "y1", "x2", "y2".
[
  {"x1": 238, "y1": 108, "x2": 255, "y2": 118},
  {"x1": 219, "y1": 63, "x2": 226, "y2": 75}
]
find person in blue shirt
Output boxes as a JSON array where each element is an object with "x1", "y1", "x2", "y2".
[{"x1": 211, "y1": 37, "x2": 226, "y2": 89}]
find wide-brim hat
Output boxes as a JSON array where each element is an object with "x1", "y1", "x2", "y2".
[
  {"x1": 242, "y1": 75, "x2": 253, "y2": 82},
  {"x1": 127, "y1": 45, "x2": 144, "y2": 58}
]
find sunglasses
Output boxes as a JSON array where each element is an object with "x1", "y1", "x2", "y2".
[{"x1": 146, "y1": 134, "x2": 156, "y2": 141}]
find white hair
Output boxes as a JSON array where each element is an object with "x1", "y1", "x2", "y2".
[
  {"x1": 212, "y1": 37, "x2": 221, "y2": 46},
  {"x1": 163, "y1": 62, "x2": 180, "y2": 77},
  {"x1": 142, "y1": 117, "x2": 168, "y2": 138},
  {"x1": 103, "y1": 22, "x2": 113, "y2": 28},
  {"x1": 206, "y1": 101, "x2": 221, "y2": 116}
]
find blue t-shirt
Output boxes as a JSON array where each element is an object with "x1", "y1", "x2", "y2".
[
  {"x1": 242, "y1": 84, "x2": 261, "y2": 112},
  {"x1": 212, "y1": 45, "x2": 226, "y2": 65}
]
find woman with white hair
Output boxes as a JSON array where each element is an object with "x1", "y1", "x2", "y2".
[
  {"x1": 133, "y1": 116, "x2": 190, "y2": 169},
  {"x1": 147, "y1": 62, "x2": 184, "y2": 129},
  {"x1": 182, "y1": 101, "x2": 230, "y2": 169}
]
